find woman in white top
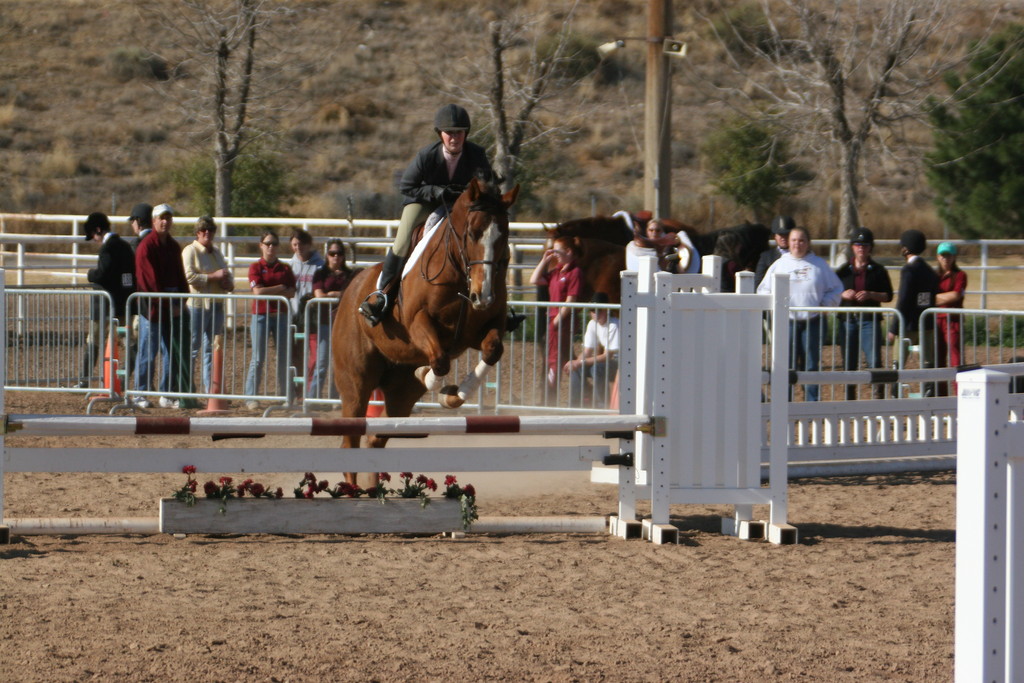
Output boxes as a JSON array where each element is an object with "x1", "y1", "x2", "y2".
[
  {"x1": 182, "y1": 216, "x2": 234, "y2": 394},
  {"x1": 625, "y1": 218, "x2": 701, "y2": 274},
  {"x1": 757, "y1": 227, "x2": 842, "y2": 401}
]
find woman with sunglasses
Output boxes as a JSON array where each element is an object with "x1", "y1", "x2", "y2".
[
  {"x1": 182, "y1": 216, "x2": 234, "y2": 396},
  {"x1": 244, "y1": 229, "x2": 296, "y2": 410},
  {"x1": 309, "y1": 239, "x2": 359, "y2": 399}
]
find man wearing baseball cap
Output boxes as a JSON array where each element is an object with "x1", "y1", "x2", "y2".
[
  {"x1": 889, "y1": 229, "x2": 940, "y2": 396},
  {"x1": 134, "y1": 204, "x2": 197, "y2": 409},
  {"x1": 754, "y1": 215, "x2": 795, "y2": 287}
]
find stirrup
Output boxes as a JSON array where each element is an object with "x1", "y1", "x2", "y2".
[{"x1": 359, "y1": 290, "x2": 388, "y2": 326}]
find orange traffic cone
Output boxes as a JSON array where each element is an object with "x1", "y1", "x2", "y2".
[
  {"x1": 103, "y1": 334, "x2": 122, "y2": 398},
  {"x1": 366, "y1": 388, "x2": 385, "y2": 417},
  {"x1": 198, "y1": 334, "x2": 230, "y2": 415}
]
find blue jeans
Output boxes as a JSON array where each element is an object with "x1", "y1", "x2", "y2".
[
  {"x1": 309, "y1": 322, "x2": 337, "y2": 399},
  {"x1": 244, "y1": 313, "x2": 290, "y2": 399},
  {"x1": 135, "y1": 314, "x2": 172, "y2": 393},
  {"x1": 790, "y1": 317, "x2": 824, "y2": 402},
  {"x1": 568, "y1": 359, "x2": 618, "y2": 408},
  {"x1": 190, "y1": 304, "x2": 225, "y2": 393},
  {"x1": 840, "y1": 314, "x2": 883, "y2": 371}
]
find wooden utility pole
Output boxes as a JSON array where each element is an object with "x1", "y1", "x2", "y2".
[{"x1": 645, "y1": 0, "x2": 672, "y2": 219}]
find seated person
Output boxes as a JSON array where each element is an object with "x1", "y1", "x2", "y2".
[{"x1": 564, "y1": 292, "x2": 619, "y2": 408}]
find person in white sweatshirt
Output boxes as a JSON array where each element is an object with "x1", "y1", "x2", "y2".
[{"x1": 757, "y1": 227, "x2": 843, "y2": 401}]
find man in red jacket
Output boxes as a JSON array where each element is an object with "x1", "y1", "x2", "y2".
[{"x1": 134, "y1": 204, "x2": 196, "y2": 409}]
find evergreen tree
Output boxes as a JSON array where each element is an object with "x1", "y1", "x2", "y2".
[
  {"x1": 927, "y1": 25, "x2": 1024, "y2": 238},
  {"x1": 701, "y1": 118, "x2": 809, "y2": 222}
]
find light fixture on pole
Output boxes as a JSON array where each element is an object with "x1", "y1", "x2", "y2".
[{"x1": 597, "y1": 39, "x2": 626, "y2": 58}]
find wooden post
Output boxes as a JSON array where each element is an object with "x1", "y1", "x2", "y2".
[{"x1": 645, "y1": 0, "x2": 672, "y2": 218}]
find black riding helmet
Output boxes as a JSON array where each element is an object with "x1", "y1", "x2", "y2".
[
  {"x1": 83, "y1": 212, "x2": 110, "y2": 241},
  {"x1": 899, "y1": 229, "x2": 927, "y2": 255},
  {"x1": 433, "y1": 104, "x2": 471, "y2": 133}
]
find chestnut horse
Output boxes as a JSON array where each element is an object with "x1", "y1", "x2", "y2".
[
  {"x1": 332, "y1": 176, "x2": 519, "y2": 483},
  {"x1": 545, "y1": 214, "x2": 770, "y2": 302}
]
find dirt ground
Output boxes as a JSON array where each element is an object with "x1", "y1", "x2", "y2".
[{"x1": 1, "y1": 389, "x2": 958, "y2": 682}]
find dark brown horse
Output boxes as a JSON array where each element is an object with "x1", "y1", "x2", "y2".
[
  {"x1": 545, "y1": 214, "x2": 770, "y2": 301},
  {"x1": 332, "y1": 176, "x2": 519, "y2": 484}
]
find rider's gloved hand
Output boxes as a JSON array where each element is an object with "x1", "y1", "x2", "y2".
[{"x1": 442, "y1": 184, "x2": 465, "y2": 204}]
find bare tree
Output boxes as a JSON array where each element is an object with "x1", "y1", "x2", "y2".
[
  {"x1": 700, "y1": 0, "x2": 1001, "y2": 237},
  {"x1": 140, "y1": 0, "x2": 296, "y2": 217},
  {"x1": 435, "y1": 2, "x2": 599, "y2": 194}
]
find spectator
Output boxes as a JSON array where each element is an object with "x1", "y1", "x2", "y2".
[
  {"x1": 129, "y1": 203, "x2": 153, "y2": 250},
  {"x1": 80, "y1": 212, "x2": 135, "y2": 388},
  {"x1": 835, "y1": 227, "x2": 893, "y2": 399},
  {"x1": 754, "y1": 215, "x2": 794, "y2": 287},
  {"x1": 935, "y1": 241, "x2": 967, "y2": 396},
  {"x1": 530, "y1": 235, "x2": 583, "y2": 397},
  {"x1": 244, "y1": 229, "x2": 296, "y2": 410},
  {"x1": 289, "y1": 228, "x2": 325, "y2": 393},
  {"x1": 625, "y1": 218, "x2": 663, "y2": 272},
  {"x1": 289, "y1": 227, "x2": 325, "y2": 324},
  {"x1": 757, "y1": 226, "x2": 843, "y2": 401},
  {"x1": 182, "y1": 216, "x2": 234, "y2": 394},
  {"x1": 359, "y1": 103, "x2": 494, "y2": 326},
  {"x1": 309, "y1": 239, "x2": 358, "y2": 399},
  {"x1": 888, "y1": 229, "x2": 940, "y2": 397},
  {"x1": 564, "y1": 292, "x2": 619, "y2": 408},
  {"x1": 134, "y1": 204, "x2": 196, "y2": 410},
  {"x1": 127, "y1": 202, "x2": 153, "y2": 389}
]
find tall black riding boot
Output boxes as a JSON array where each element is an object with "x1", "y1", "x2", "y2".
[{"x1": 359, "y1": 249, "x2": 404, "y2": 326}]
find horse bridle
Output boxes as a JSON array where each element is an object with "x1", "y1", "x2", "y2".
[{"x1": 422, "y1": 198, "x2": 510, "y2": 289}]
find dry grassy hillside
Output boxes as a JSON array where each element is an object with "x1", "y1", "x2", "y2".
[{"x1": 0, "y1": 0, "x2": 1015, "y2": 236}]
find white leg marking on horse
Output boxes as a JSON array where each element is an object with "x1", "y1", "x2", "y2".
[
  {"x1": 457, "y1": 359, "x2": 494, "y2": 401},
  {"x1": 420, "y1": 367, "x2": 445, "y2": 392}
]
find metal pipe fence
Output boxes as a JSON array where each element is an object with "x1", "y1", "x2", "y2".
[
  {"x1": 4, "y1": 288, "x2": 116, "y2": 399},
  {"x1": 3, "y1": 216, "x2": 1023, "y2": 307},
  {"x1": 7, "y1": 289, "x2": 1024, "y2": 416}
]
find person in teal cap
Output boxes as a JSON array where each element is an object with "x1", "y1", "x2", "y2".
[{"x1": 935, "y1": 241, "x2": 967, "y2": 395}]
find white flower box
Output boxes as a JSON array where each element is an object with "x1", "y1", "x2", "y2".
[{"x1": 159, "y1": 497, "x2": 465, "y2": 535}]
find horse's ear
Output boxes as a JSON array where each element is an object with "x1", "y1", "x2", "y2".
[
  {"x1": 502, "y1": 183, "x2": 520, "y2": 206},
  {"x1": 467, "y1": 177, "x2": 482, "y2": 200}
]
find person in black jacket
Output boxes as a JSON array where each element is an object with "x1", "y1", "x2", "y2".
[
  {"x1": 754, "y1": 215, "x2": 794, "y2": 287},
  {"x1": 835, "y1": 227, "x2": 893, "y2": 399},
  {"x1": 80, "y1": 212, "x2": 136, "y2": 387},
  {"x1": 359, "y1": 103, "x2": 494, "y2": 326},
  {"x1": 888, "y1": 229, "x2": 940, "y2": 397}
]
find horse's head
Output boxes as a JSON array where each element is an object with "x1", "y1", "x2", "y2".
[{"x1": 453, "y1": 176, "x2": 519, "y2": 310}]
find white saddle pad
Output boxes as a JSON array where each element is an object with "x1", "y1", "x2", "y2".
[{"x1": 402, "y1": 210, "x2": 447, "y2": 280}]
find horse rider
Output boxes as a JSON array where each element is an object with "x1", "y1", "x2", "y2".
[{"x1": 359, "y1": 103, "x2": 495, "y2": 326}]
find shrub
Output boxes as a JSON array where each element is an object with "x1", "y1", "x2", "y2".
[
  {"x1": 107, "y1": 47, "x2": 169, "y2": 82},
  {"x1": 164, "y1": 145, "x2": 293, "y2": 219}
]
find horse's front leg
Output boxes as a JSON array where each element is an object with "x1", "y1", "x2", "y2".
[
  {"x1": 447, "y1": 326, "x2": 505, "y2": 408},
  {"x1": 407, "y1": 311, "x2": 451, "y2": 393}
]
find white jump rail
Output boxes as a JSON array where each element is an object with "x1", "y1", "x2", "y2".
[{"x1": 955, "y1": 368, "x2": 1024, "y2": 683}]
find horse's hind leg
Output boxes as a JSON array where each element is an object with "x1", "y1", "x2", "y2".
[{"x1": 367, "y1": 368, "x2": 424, "y2": 450}]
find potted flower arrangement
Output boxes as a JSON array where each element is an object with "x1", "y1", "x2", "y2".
[{"x1": 160, "y1": 467, "x2": 477, "y2": 535}]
